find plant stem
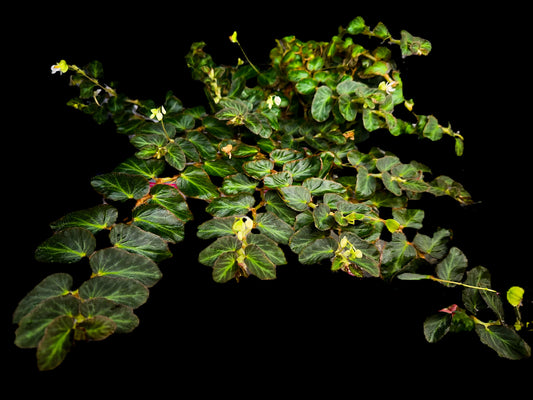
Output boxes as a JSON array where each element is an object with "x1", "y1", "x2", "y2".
[{"x1": 429, "y1": 276, "x2": 499, "y2": 293}]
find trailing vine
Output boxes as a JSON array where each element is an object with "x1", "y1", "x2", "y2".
[{"x1": 14, "y1": 16, "x2": 530, "y2": 370}]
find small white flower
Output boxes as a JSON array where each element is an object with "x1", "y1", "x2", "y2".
[
  {"x1": 51, "y1": 60, "x2": 68, "y2": 75},
  {"x1": 266, "y1": 95, "x2": 282, "y2": 109},
  {"x1": 379, "y1": 80, "x2": 397, "y2": 95},
  {"x1": 150, "y1": 106, "x2": 166, "y2": 121}
]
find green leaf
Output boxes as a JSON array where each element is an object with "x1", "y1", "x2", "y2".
[
  {"x1": 462, "y1": 266, "x2": 504, "y2": 320},
  {"x1": 15, "y1": 295, "x2": 80, "y2": 348},
  {"x1": 362, "y1": 108, "x2": 382, "y2": 131},
  {"x1": 114, "y1": 157, "x2": 165, "y2": 179},
  {"x1": 13, "y1": 273, "x2": 73, "y2": 324},
  {"x1": 90, "y1": 247, "x2": 162, "y2": 287},
  {"x1": 244, "y1": 113, "x2": 272, "y2": 138},
  {"x1": 295, "y1": 78, "x2": 318, "y2": 95},
  {"x1": 422, "y1": 115, "x2": 443, "y2": 141},
  {"x1": 80, "y1": 298, "x2": 139, "y2": 333},
  {"x1": 384, "y1": 219, "x2": 401, "y2": 233},
  {"x1": 197, "y1": 217, "x2": 236, "y2": 240},
  {"x1": 475, "y1": 325, "x2": 531, "y2": 360},
  {"x1": 263, "y1": 172, "x2": 293, "y2": 189},
  {"x1": 247, "y1": 233, "x2": 287, "y2": 265},
  {"x1": 338, "y1": 94, "x2": 358, "y2": 121},
  {"x1": 423, "y1": 313, "x2": 452, "y2": 343},
  {"x1": 381, "y1": 233, "x2": 417, "y2": 278},
  {"x1": 397, "y1": 273, "x2": 431, "y2": 281},
  {"x1": 35, "y1": 228, "x2": 96, "y2": 263},
  {"x1": 412, "y1": 229, "x2": 451, "y2": 262},
  {"x1": 165, "y1": 142, "x2": 187, "y2": 171},
  {"x1": 212, "y1": 251, "x2": 239, "y2": 283},
  {"x1": 244, "y1": 244, "x2": 276, "y2": 280},
  {"x1": 198, "y1": 236, "x2": 242, "y2": 266},
  {"x1": 255, "y1": 211, "x2": 294, "y2": 244},
  {"x1": 110, "y1": 224, "x2": 172, "y2": 262},
  {"x1": 186, "y1": 131, "x2": 217, "y2": 160},
  {"x1": 132, "y1": 204, "x2": 185, "y2": 243},
  {"x1": 91, "y1": 172, "x2": 150, "y2": 201},
  {"x1": 269, "y1": 149, "x2": 304, "y2": 165},
  {"x1": 203, "y1": 159, "x2": 238, "y2": 177},
  {"x1": 347, "y1": 16, "x2": 367, "y2": 35},
  {"x1": 75, "y1": 315, "x2": 116, "y2": 341},
  {"x1": 279, "y1": 186, "x2": 312, "y2": 211},
  {"x1": 205, "y1": 194, "x2": 256, "y2": 217},
  {"x1": 282, "y1": 156, "x2": 322, "y2": 181},
  {"x1": 36, "y1": 315, "x2": 74, "y2": 371},
  {"x1": 340, "y1": 232, "x2": 381, "y2": 277},
  {"x1": 177, "y1": 166, "x2": 219, "y2": 201},
  {"x1": 222, "y1": 173, "x2": 258, "y2": 195},
  {"x1": 311, "y1": 86, "x2": 333, "y2": 122},
  {"x1": 50, "y1": 205, "x2": 117, "y2": 234},
  {"x1": 507, "y1": 286, "x2": 525, "y2": 307},
  {"x1": 313, "y1": 203, "x2": 335, "y2": 231},
  {"x1": 400, "y1": 30, "x2": 432, "y2": 57},
  {"x1": 303, "y1": 178, "x2": 346, "y2": 196},
  {"x1": 355, "y1": 166, "x2": 376, "y2": 198},
  {"x1": 243, "y1": 159, "x2": 275, "y2": 179},
  {"x1": 79, "y1": 276, "x2": 149, "y2": 309},
  {"x1": 265, "y1": 190, "x2": 298, "y2": 225},
  {"x1": 148, "y1": 184, "x2": 193, "y2": 222},
  {"x1": 435, "y1": 247, "x2": 468, "y2": 286},
  {"x1": 299, "y1": 237, "x2": 337, "y2": 265},
  {"x1": 391, "y1": 208, "x2": 424, "y2": 229}
]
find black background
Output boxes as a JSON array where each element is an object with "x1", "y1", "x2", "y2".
[{"x1": 5, "y1": 2, "x2": 532, "y2": 394}]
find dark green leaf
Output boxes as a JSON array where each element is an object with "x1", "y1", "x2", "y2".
[
  {"x1": 203, "y1": 159, "x2": 238, "y2": 177},
  {"x1": 80, "y1": 298, "x2": 139, "y2": 333},
  {"x1": 282, "y1": 156, "x2": 322, "y2": 181},
  {"x1": 435, "y1": 247, "x2": 468, "y2": 286},
  {"x1": 13, "y1": 273, "x2": 73, "y2": 324},
  {"x1": 222, "y1": 173, "x2": 258, "y2": 195},
  {"x1": 75, "y1": 315, "x2": 116, "y2": 342},
  {"x1": 244, "y1": 244, "x2": 276, "y2": 280},
  {"x1": 303, "y1": 178, "x2": 346, "y2": 196},
  {"x1": 423, "y1": 313, "x2": 452, "y2": 343},
  {"x1": 212, "y1": 252, "x2": 239, "y2": 283},
  {"x1": 392, "y1": 208, "x2": 424, "y2": 229},
  {"x1": 198, "y1": 236, "x2": 242, "y2": 266},
  {"x1": 255, "y1": 212, "x2": 294, "y2": 244},
  {"x1": 355, "y1": 166, "x2": 376, "y2": 198},
  {"x1": 412, "y1": 229, "x2": 451, "y2": 262},
  {"x1": 36, "y1": 315, "x2": 74, "y2": 371},
  {"x1": 187, "y1": 130, "x2": 218, "y2": 160},
  {"x1": 91, "y1": 172, "x2": 150, "y2": 201},
  {"x1": 114, "y1": 157, "x2": 165, "y2": 179},
  {"x1": 148, "y1": 184, "x2": 193, "y2": 222},
  {"x1": 79, "y1": 276, "x2": 149, "y2": 309},
  {"x1": 311, "y1": 86, "x2": 333, "y2": 122},
  {"x1": 299, "y1": 237, "x2": 337, "y2": 265},
  {"x1": 177, "y1": 166, "x2": 219, "y2": 201},
  {"x1": 462, "y1": 266, "x2": 504, "y2": 320},
  {"x1": 279, "y1": 186, "x2": 312, "y2": 211},
  {"x1": 247, "y1": 234, "x2": 287, "y2": 265},
  {"x1": 110, "y1": 224, "x2": 172, "y2": 262},
  {"x1": 15, "y1": 296, "x2": 80, "y2": 348},
  {"x1": 243, "y1": 159, "x2": 274, "y2": 179},
  {"x1": 197, "y1": 216, "x2": 236, "y2": 240},
  {"x1": 475, "y1": 325, "x2": 531, "y2": 360},
  {"x1": 244, "y1": 113, "x2": 272, "y2": 138},
  {"x1": 165, "y1": 142, "x2": 187, "y2": 171},
  {"x1": 205, "y1": 194, "x2": 255, "y2": 217},
  {"x1": 263, "y1": 172, "x2": 293, "y2": 188},
  {"x1": 338, "y1": 94, "x2": 358, "y2": 121},
  {"x1": 35, "y1": 228, "x2": 96, "y2": 263},
  {"x1": 313, "y1": 203, "x2": 335, "y2": 231},
  {"x1": 50, "y1": 205, "x2": 117, "y2": 233},
  {"x1": 133, "y1": 204, "x2": 185, "y2": 243},
  {"x1": 90, "y1": 247, "x2": 162, "y2": 287}
]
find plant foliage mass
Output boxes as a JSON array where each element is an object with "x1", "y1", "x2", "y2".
[{"x1": 15, "y1": 16, "x2": 531, "y2": 370}]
